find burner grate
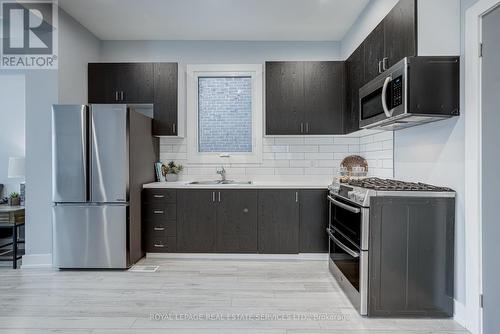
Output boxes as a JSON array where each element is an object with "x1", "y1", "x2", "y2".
[{"x1": 348, "y1": 178, "x2": 453, "y2": 192}]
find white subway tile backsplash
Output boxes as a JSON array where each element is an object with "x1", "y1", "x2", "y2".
[
  {"x1": 274, "y1": 137, "x2": 305, "y2": 145},
  {"x1": 290, "y1": 160, "x2": 313, "y2": 168},
  {"x1": 304, "y1": 137, "x2": 334, "y2": 145},
  {"x1": 365, "y1": 142, "x2": 383, "y2": 152},
  {"x1": 261, "y1": 159, "x2": 290, "y2": 168},
  {"x1": 359, "y1": 135, "x2": 373, "y2": 144},
  {"x1": 305, "y1": 152, "x2": 334, "y2": 160},
  {"x1": 262, "y1": 153, "x2": 275, "y2": 160},
  {"x1": 171, "y1": 144, "x2": 187, "y2": 153},
  {"x1": 349, "y1": 144, "x2": 360, "y2": 153},
  {"x1": 264, "y1": 145, "x2": 288, "y2": 153},
  {"x1": 316, "y1": 160, "x2": 342, "y2": 168},
  {"x1": 275, "y1": 168, "x2": 304, "y2": 175},
  {"x1": 262, "y1": 137, "x2": 275, "y2": 145},
  {"x1": 289, "y1": 145, "x2": 319, "y2": 153},
  {"x1": 305, "y1": 168, "x2": 335, "y2": 175},
  {"x1": 158, "y1": 132, "x2": 393, "y2": 179},
  {"x1": 373, "y1": 131, "x2": 394, "y2": 142},
  {"x1": 319, "y1": 145, "x2": 349, "y2": 153},
  {"x1": 334, "y1": 137, "x2": 360, "y2": 145},
  {"x1": 245, "y1": 168, "x2": 275, "y2": 175},
  {"x1": 160, "y1": 153, "x2": 188, "y2": 161},
  {"x1": 275, "y1": 152, "x2": 305, "y2": 160},
  {"x1": 333, "y1": 152, "x2": 351, "y2": 160},
  {"x1": 383, "y1": 140, "x2": 393, "y2": 150}
]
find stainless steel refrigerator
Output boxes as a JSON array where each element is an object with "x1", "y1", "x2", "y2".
[{"x1": 52, "y1": 104, "x2": 157, "y2": 269}]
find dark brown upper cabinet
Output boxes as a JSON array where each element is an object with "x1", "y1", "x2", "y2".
[
  {"x1": 345, "y1": 44, "x2": 365, "y2": 135},
  {"x1": 383, "y1": 0, "x2": 417, "y2": 70},
  {"x1": 88, "y1": 63, "x2": 153, "y2": 103},
  {"x1": 304, "y1": 62, "x2": 345, "y2": 135},
  {"x1": 364, "y1": 22, "x2": 385, "y2": 83},
  {"x1": 265, "y1": 62, "x2": 305, "y2": 135},
  {"x1": 153, "y1": 63, "x2": 178, "y2": 136},
  {"x1": 266, "y1": 61, "x2": 344, "y2": 135},
  {"x1": 88, "y1": 62, "x2": 178, "y2": 136}
]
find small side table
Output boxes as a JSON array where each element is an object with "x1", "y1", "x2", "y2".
[{"x1": 0, "y1": 206, "x2": 25, "y2": 269}]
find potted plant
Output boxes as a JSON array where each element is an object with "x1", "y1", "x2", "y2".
[
  {"x1": 8, "y1": 192, "x2": 20, "y2": 206},
  {"x1": 162, "y1": 161, "x2": 184, "y2": 182}
]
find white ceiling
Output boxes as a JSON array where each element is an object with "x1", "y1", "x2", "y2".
[{"x1": 58, "y1": 0, "x2": 369, "y2": 41}]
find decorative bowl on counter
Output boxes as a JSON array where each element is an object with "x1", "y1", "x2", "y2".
[{"x1": 338, "y1": 155, "x2": 368, "y2": 182}]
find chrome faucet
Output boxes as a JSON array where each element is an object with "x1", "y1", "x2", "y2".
[{"x1": 216, "y1": 166, "x2": 226, "y2": 181}]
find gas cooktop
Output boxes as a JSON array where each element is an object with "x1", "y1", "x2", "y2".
[
  {"x1": 329, "y1": 178, "x2": 455, "y2": 207},
  {"x1": 347, "y1": 177, "x2": 454, "y2": 192}
]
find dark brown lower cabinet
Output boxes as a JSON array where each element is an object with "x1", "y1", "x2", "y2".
[
  {"x1": 369, "y1": 197, "x2": 455, "y2": 317},
  {"x1": 177, "y1": 189, "x2": 217, "y2": 252},
  {"x1": 299, "y1": 190, "x2": 328, "y2": 253},
  {"x1": 258, "y1": 190, "x2": 300, "y2": 254},
  {"x1": 144, "y1": 188, "x2": 327, "y2": 255},
  {"x1": 216, "y1": 190, "x2": 258, "y2": 253}
]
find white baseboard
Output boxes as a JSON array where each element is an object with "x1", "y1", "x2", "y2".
[
  {"x1": 454, "y1": 299, "x2": 467, "y2": 327},
  {"x1": 146, "y1": 253, "x2": 328, "y2": 261},
  {"x1": 21, "y1": 253, "x2": 53, "y2": 268}
]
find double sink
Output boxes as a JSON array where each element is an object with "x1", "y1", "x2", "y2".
[{"x1": 188, "y1": 180, "x2": 252, "y2": 185}]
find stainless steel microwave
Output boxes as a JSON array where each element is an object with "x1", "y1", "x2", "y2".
[{"x1": 359, "y1": 56, "x2": 460, "y2": 131}]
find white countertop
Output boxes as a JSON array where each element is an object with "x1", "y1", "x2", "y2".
[{"x1": 143, "y1": 180, "x2": 330, "y2": 189}]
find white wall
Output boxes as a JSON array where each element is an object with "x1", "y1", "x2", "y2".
[
  {"x1": 58, "y1": 8, "x2": 101, "y2": 103},
  {"x1": 0, "y1": 74, "x2": 25, "y2": 197},
  {"x1": 21, "y1": 8, "x2": 100, "y2": 268},
  {"x1": 23, "y1": 70, "x2": 58, "y2": 267}
]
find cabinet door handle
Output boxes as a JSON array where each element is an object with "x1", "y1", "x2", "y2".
[
  {"x1": 172, "y1": 123, "x2": 176, "y2": 134},
  {"x1": 300, "y1": 122, "x2": 304, "y2": 133},
  {"x1": 115, "y1": 91, "x2": 119, "y2": 101},
  {"x1": 305, "y1": 122, "x2": 309, "y2": 133},
  {"x1": 153, "y1": 227, "x2": 165, "y2": 231},
  {"x1": 153, "y1": 194, "x2": 165, "y2": 198},
  {"x1": 218, "y1": 191, "x2": 221, "y2": 203},
  {"x1": 378, "y1": 61, "x2": 383, "y2": 74},
  {"x1": 154, "y1": 244, "x2": 165, "y2": 248},
  {"x1": 153, "y1": 210, "x2": 164, "y2": 214},
  {"x1": 295, "y1": 191, "x2": 299, "y2": 203},
  {"x1": 120, "y1": 91, "x2": 124, "y2": 101},
  {"x1": 382, "y1": 57, "x2": 389, "y2": 71},
  {"x1": 212, "y1": 191, "x2": 216, "y2": 202}
]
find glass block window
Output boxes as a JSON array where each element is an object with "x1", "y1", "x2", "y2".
[{"x1": 198, "y1": 76, "x2": 252, "y2": 153}]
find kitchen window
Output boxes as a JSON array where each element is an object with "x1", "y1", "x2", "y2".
[{"x1": 187, "y1": 64, "x2": 263, "y2": 164}]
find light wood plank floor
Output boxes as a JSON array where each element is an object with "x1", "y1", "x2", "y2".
[{"x1": 0, "y1": 258, "x2": 469, "y2": 334}]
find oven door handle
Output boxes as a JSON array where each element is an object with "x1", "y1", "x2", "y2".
[
  {"x1": 327, "y1": 228, "x2": 360, "y2": 258},
  {"x1": 328, "y1": 196, "x2": 361, "y2": 214}
]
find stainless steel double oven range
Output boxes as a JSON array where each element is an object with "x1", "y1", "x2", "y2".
[
  {"x1": 326, "y1": 177, "x2": 455, "y2": 316},
  {"x1": 327, "y1": 182, "x2": 372, "y2": 315}
]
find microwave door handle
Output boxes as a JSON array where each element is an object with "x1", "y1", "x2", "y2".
[
  {"x1": 326, "y1": 228, "x2": 360, "y2": 258},
  {"x1": 381, "y1": 76, "x2": 394, "y2": 117}
]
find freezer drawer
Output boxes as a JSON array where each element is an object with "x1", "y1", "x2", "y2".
[{"x1": 53, "y1": 204, "x2": 129, "y2": 269}]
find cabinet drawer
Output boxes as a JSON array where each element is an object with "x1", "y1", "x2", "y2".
[
  {"x1": 143, "y1": 189, "x2": 176, "y2": 204},
  {"x1": 145, "y1": 236, "x2": 176, "y2": 253},
  {"x1": 144, "y1": 221, "x2": 176, "y2": 237},
  {"x1": 143, "y1": 203, "x2": 176, "y2": 221}
]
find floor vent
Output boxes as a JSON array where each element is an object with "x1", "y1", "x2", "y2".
[{"x1": 128, "y1": 265, "x2": 159, "y2": 273}]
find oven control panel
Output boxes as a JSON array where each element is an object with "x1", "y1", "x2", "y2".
[{"x1": 329, "y1": 182, "x2": 370, "y2": 207}]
